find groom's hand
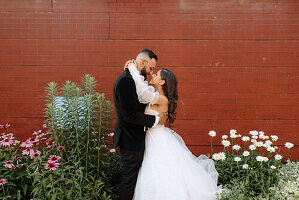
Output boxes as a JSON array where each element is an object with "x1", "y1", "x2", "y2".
[
  {"x1": 158, "y1": 112, "x2": 168, "y2": 126},
  {"x1": 124, "y1": 59, "x2": 137, "y2": 70}
]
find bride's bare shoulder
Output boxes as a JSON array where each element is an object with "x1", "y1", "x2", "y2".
[{"x1": 158, "y1": 94, "x2": 169, "y2": 105}]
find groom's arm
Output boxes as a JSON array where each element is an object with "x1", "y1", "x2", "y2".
[{"x1": 118, "y1": 77, "x2": 156, "y2": 128}]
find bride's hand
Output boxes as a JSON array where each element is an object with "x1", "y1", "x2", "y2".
[
  {"x1": 124, "y1": 59, "x2": 137, "y2": 70},
  {"x1": 158, "y1": 112, "x2": 168, "y2": 126}
]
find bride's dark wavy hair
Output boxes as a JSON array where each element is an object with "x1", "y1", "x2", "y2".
[{"x1": 160, "y1": 69, "x2": 178, "y2": 128}]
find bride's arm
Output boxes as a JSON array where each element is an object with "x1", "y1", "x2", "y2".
[{"x1": 126, "y1": 62, "x2": 166, "y2": 105}]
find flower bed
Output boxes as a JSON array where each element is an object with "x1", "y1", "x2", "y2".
[
  {"x1": 0, "y1": 74, "x2": 122, "y2": 200},
  {"x1": 207, "y1": 129, "x2": 298, "y2": 199}
]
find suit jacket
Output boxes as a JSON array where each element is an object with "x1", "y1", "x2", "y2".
[{"x1": 113, "y1": 68, "x2": 156, "y2": 151}]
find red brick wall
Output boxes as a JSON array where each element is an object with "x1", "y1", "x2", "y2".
[{"x1": 0, "y1": 0, "x2": 298, "y2": 159}]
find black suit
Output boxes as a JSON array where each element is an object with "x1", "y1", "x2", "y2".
[{"x1": 113, "y1": 68, "x2": 156, "y2": 200}]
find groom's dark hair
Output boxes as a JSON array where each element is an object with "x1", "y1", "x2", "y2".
[{"x1": 141, "y1": 49, "x2": 158, "y2": 62}]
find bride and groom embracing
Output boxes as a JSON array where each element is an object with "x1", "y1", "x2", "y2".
[{"x1": 112, "y1": 49, "x2": 224, "y2": 200}]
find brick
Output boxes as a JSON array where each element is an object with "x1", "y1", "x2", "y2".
[
  {"x1": 0, "y1": 40, "x2": 298, "y2": 67},
  {"x1": 0, "y1": 0, "x2": 51, "y2": 12},
  {"x1": 0, "y1": 13, "x2": 109, "y2": 39},
  {"x1": 110, "y1": 13, "x2": 298, "y2": 40}
]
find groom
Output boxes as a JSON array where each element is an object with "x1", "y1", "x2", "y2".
[{"x1": 113, "y1": 49, "x2": 166, "y2": 200}]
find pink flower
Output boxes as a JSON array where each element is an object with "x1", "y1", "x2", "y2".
[
  {"x1": 46, "y1": 141, "x2": 56, "y2": 148},
  {"x1": 0, "y1": 123, "x2": 10, "y2": 129},
  {"x1": 22, "y1": 149, "x2": 31, "y2": 155},
  {"x1": 48, "y1": 155, "x2": 61, "y2": 163},
  {"x1": 15, "y1": 164, "x2": 24, "y2": 168},
  {"x1": 12, "y1": 156, "x2": 22, "y2": 164},
  {"x1": 44, "y1": 162, "x2": 59, "y2": 171},
  {"x1": 0, "y1": 178, "x2": 8, "y2": 185},
  {"x1": 0, "y1": 137, "x2": 15, "y2": 147},
  {"x1": 30, "y1": 150, "x2": 41, "y2": 159},
  {"x1": 72, "y1": 169, "x2": 76, "y2": 175},
  {"x1": 26, "y1": 137, "x2": 39, "y2": 144},
  {"x1": 37, "y1": 133, "x2": 48, "y2": 139},
  {"x1": 43, "y1": 124, "x2": 47, "y2": 128},
  {"x1": 33, "y1": 130, "x2": 42, "y2": 135},
  {"x1": 6, "y1": 133, "x2": 14, "y2": 138},
  {"x1": 20, "y1": 141, "x2": 33, "y2": 148},
  {"x1": 0, "y1": 124, "x2": 10, "y2": 129},
  {"x1": 3, "y1": 160, "x2": 14, "y2": 169},
  {"x1": 57, "y1": 146, "x2": 65, "y2": 151}
]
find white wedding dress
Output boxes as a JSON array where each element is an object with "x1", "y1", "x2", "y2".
[
  {"x1": 133, "y1": 106, "x2": 223, "y2": 200},
  {"x1": 127, "y1": 63, "x2": 224, "y2": 200}
]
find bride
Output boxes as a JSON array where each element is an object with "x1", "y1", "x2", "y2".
[{"x1": 125, "y1": 60, "x2": 224, "y2": 200}]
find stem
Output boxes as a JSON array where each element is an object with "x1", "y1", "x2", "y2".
[
  {"x1": 58, "y1": 108, "x2": 64, "y2": 147},
  {"x1": 286, "y1": 149, "x2": 290, "y2": 161},
  {"x1": 72, "y1": 99, "x2": 80, "y2": 159},
  {"x1": 85, "y1": 107, "x2": 90, "y2": 181},
  {"x1": 237, "y1": 162, "x2": 240, "y2": 178},
  {"x1": 260, "y1": 162, "x2": 265, "y2": 193},
  {"x1": 97, "y1": 99, "x2": 103, "y2": 175},
  {"x1": 2, "y1": 184, "x2": 5, "y2": 197},
  {"x1": 210, "y1": 137, "x2": 213, "y2": 155}
]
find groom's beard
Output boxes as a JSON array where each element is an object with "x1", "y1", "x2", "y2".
[{"x1": 140, "y1": 67, "x2": 147, "y2": 80}]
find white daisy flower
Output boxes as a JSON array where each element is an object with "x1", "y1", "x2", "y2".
[
  {"x1": 241, "y1": 136, "x2": 250, "y2": 142},
  {"x1": 270, "y1": 135, "x2": 278, "y2": 141},
  {"x1": 249, "y1": 130, "x2": 259, "y2": 136},
  {"x1": 230, "y1": 129, "x2": 237, "y2": 135},
  {"x1": 242, "y1": 151, "x2": 250, "y2": 156},
  {"x1": 284, "y1": 142, "x2": 294, "y2": 149},
  {"x1": 109, "y1": 149, "x2": 116, "y2": 153},
  {"x1": 267, "y1": 147, "x2": 275, "y2": 153},
  {"x1": 251, "y1": 139, "x2": 257, "y2": 143},
  {"x1": 208, "y1": 131, "x2": 216, "y2": 137},
  {"x1": 222, "y1": 135, "x2": 228, "y2": 140},
  {"x1": 256, "y1": 156, "x2": 263, "y2": 162},
  {"x1": 108, "y1": 132, "x2": 114, "y2": 137},
  {"x1": 232, "y1": 145, "x2": 241, "y2": 151},
  {"x1": 242, "y1": 164, "x2": 249, "y2": 169},
  {"x1": 252, "y1": 135, "x2": 258, "y2": 139},
  {"x1": 221, "y1": 140, "x2": 231, "y2": 147},
  {"x1": 259, "y1": 131, "x2": 264, "y2": 135},
  {"x1": 259, "y1": 135, "x2": 266, "y2": 140},
  {"x1": 234, "y1": 157, "x2": 241, "y2": 162},
  {"x1": 249, "y1": 145, "x2": 256, "y2": 151},
  {"x1": 256, "y1": 141, "x2": 264, "y2": 147},
  {"x1": 265, "y1": 140, "x2": 272, "y2": 145},
  {"x1": 275, "y1": 154, "x2": 282, "y2": 160},
  {"x1": 230, "y1": 134, "x2": 238, "y2": 139},
  {"x1": 263, "y1": 143, "x2": 270, "y2": 148},
  {"x1": 270, "y1": 165, "x2": 276, "y2": 169},
  {"x1": 264, "y1": 136, "x2": 269, "y2": 139},
  {"x1": 218, "y1": 152, "x2": 226, "y2": 161},
  {"x1": 263, "y1": 157, "x2": 269, "y2": 162},
  {"x1": 212, "y1": 153, "x2": 220, "y2": 160}
]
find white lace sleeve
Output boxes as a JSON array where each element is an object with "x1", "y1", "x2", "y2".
[{"x1": 127, "y1": 63, "x2": 159, "y2": 105}]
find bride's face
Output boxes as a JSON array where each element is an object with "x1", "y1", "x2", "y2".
[{"x1": 150, "y1": 70, "x2": 165, "y2": 87}]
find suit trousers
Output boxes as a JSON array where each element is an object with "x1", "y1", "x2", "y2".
[{"x1": 119, "y1": 148, "x2": 144, "y2": 200}]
